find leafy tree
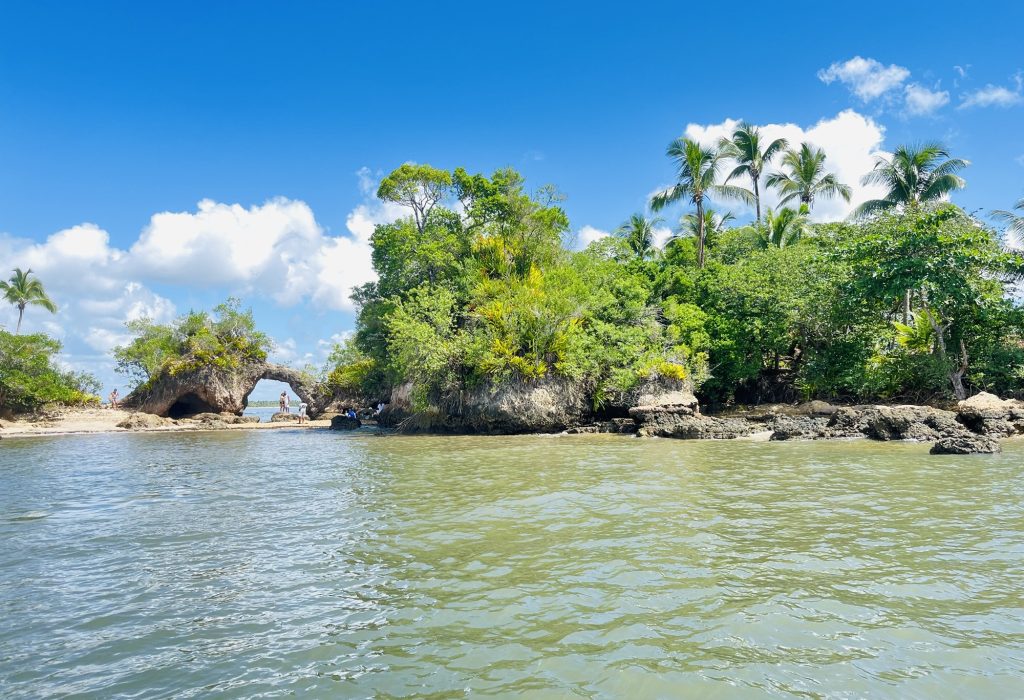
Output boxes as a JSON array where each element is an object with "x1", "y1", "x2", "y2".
[
  {"x1": 113, "y1": 298, "x2": 270, "y2": 388},
  {"x1": 674, "y1": 209, "x2": 734, "y2": 248},
  {"x1": 719, "y1": 122, "x2": 788, "y2": 223},
  {"x1": 376, "y1": 163, "x2": 453, "y2": 234},
  {"x1": 853, "y1": 142, "x2": 968, "y2": 217},
  {"x1": 840, "y1": 205, "x2": 1013, "y2": 399},
  {"x1": 0, "y1": 268, "x2": 57, "y2": 334},
  {"x1": 650, "y1": 138, "x2": 753, "y2": 268},
  {"x1": 615, "y1": 213, "x2": 663, "y2": 260},
  {"x1": 766, "y1": 143, "x2": 851, "y2": 211},
  {"x1": 0, "y1": 331, "x2": 99, "y2": 413}
]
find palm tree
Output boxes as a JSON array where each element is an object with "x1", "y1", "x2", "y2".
[
  {"x1": 674, "y1": 209, "x2": 735, "y2": 246},
  {"x1": 766, "y1": 143, "x2": 852, "y2": 211},
  {"x1": 853, "y1": 142, "x2": 968, "y2": 217},
  {"x1": 757, "y1": 206, "x2": 810, "y2": 249},
  {"x1": 651, "y1": 138, "x2": 753, "y2": 267},
  {"x1": 719, "y1": 123, "x2": 787, "y2": 223},
  {"x1": 615, "y1": 213, "x2": 663, "y2": 260},
  {"x1": 0, "y1": 268, "x2": 57, "y2": 334},
  {"x1": 992, "y1": 196, "x2": 1024, "y2": 238}
]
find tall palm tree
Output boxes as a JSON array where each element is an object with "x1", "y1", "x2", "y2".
[
  {"x1": 853, "y1": 142, "x2": 968, "y2": 217},
  {"x1": 992, "y1": 196, "x2": 1024, "y2": 237},
  {"x1": 0, "y1": 268, "x2": 57, "y2": 334},
  {"x1": 767, "y1": 143, "x2": 852, "y2": 211},
  {"x1": 651, "y1": 138, "x2": 753, "y2": 267},
  {"x1": 758, "y1": 206, "x2": 810, "y2": 249},
  {"x1": 615, "y1": 213, "x2": 663, "y2": 260},
  {"x1": 719, "y1": 123, "x2": 787, "y2": 223}
]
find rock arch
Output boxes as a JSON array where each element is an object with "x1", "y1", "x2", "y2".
[{"x1": 124, "y1": 361, "x2": 332, "y2": 418}]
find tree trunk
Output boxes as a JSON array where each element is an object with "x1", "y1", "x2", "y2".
[
  {"x1": 902, "y1": 289, "x2": 911, "y2": 325},
  {"x1": 696, "y1": 198, "x2": 706, "y2": 268},
  {"x1": 15, "y1": 305, "x2": 24, "y2": 335},
  {"x1": 949, "y1": 339, "x2": 969, "y2": 401},
  {"x1": 753, "y1": 176, "x2": 761, "y2": 224}
]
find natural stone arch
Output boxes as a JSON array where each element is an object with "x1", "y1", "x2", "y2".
[
  {"x1": 249, "y1": 364, "x2": 329, "y2": 417},
  {"x1": 124, "y1": 361, "x2": 333, "y2": 419}
]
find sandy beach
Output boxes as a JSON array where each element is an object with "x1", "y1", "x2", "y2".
[{"x1": 0, "y1": 408, "x2": 331, "y2": 439}]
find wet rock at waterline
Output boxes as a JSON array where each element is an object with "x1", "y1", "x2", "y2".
[
  {"x1": 930, "y1": 434, "x2": 1002, "y2": 455},
  {"x1": 955, "y1": 392, "x2": 1024, "y2": 437},
  {"x1": 329, "y1": 415, "x2": 361, "y2": 430},
  {"x1": 117, "y1": 413, "x2": 170, "y2": 430},
  {"x1": 270, "y1": 412, "x2": 300, "y2": 423}
]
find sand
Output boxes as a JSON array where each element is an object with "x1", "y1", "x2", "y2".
[{"x1": 0, "y1": 408, "x2": 330, "y2": 439}]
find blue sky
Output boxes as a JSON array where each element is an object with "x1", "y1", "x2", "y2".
[{"x1": 2, "y1": 1, "x2": 1023, "y2": 399}]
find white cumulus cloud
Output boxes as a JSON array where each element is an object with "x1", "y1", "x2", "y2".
[
  {"x1": 904, "y1": 83, "x2": 949, "y2": 116},
  {"x1": 959, "y1": 82, "x2": 1023, "y2": 109},
  {"x1": 818, "y1": 56, "x2": 910, "y2": 102},
  {"x1": 574, "y1": 225, "x2": 610, "y2": 250}
]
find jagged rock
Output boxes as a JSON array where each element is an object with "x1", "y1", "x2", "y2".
[
  {"x1": 794, "y1": 400, "x2": 839, "y2": 416},
  {"x1": 270, "y1": 412, "x2": 300, "y2": 422},
  {"x1": 116, "y1": 413, "x2": 168, "y2": 430},
  {"x1": 636, "y1": 413, "x2": 754, "y2": 439},
  {"x1": 122, "y1": 361, "x2": 331, "y2": 419},
  {"x1": 330, "y1": 415, "x2": 361, "y2": 430},
  {"x1": 955, "y1": 392, "x2": 1024, "y2": 437},
  {"x1": 769, "y1": 415, "x2": 829, "y2": 440},
  {"x1": 565, "y1": 418, "x2": 637, "y2": 435},
  {"x1": 191, "y1": 412, "x2": 254, "y2": 425},
  {"x1": 819, "y1": 406, "x2": 869, "y2": 438},
  {"x1": 930, "y1": 435, "x2": 1002, "y2": 455},
  {"x1": 861, "y1": 406, "x2": 965, "y2": 441}
]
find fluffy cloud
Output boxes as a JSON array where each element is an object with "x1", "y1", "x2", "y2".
[
  {"x1": 818, "y1": 56, "x2": 910, "y2": 102},
  {"x1": 574, "y1": 225, "x2": 610, "y2": 249},
  {"x1": 959, "y1": 81, "x2": 1023, "y2": 109},
  {"x1": 683, "y1": 110, "x2": 888, "y2": 222},
  {"x1": 904, "y1": 83, "x2": 949, "y2": 116}
]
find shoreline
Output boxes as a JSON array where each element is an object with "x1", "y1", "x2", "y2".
[{"x1": 0, "y1": 408, "x2": 334, "y2": 440}]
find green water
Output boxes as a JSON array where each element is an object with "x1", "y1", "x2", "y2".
[{"x1": 1, "y1": 431, "x2": 1022, "y2": 698}]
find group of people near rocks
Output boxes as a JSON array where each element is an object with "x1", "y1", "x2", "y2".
[{"x1": 279, "y1": 391, "x2": 308, "y2": 424}]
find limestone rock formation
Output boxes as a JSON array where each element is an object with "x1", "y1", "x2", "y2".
[
  {"x1": 378, "y1": 378, "x2": 591, "y2": 434},
  {"x1": 270, "y1": 412, "x2": 300, "y2": 422},
  {"x1": 955, "y1": 392, "x2": 1024, "y2": 437},
  {"x1": 123, "y1": 362, "x2": 330, "y2": 419},
  {"x1": 930, "y1": 434, "x2": 1002, "y2": 455},
  {"x1": 117, "y1": 413, "x2": 169, "y2": 430}
]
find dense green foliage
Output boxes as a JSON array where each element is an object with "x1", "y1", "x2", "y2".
[
  {"x1": 0, "y1": 330, "x2": 100, "y2": 413},
  {"x1": 335, "y1": 153, "x2": 1024, "y2": 410},
  {"x1": 113, "y1": 298, "x2": 271, "y2": 388}
]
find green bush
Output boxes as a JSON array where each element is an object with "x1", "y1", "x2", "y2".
[{"x1": 0, "y1": 331, "x2": 100, "y2": 413}]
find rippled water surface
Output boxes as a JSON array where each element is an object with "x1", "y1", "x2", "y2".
[{"x1": 1, "y1": 431, "x2": 1023, "y2": 698}]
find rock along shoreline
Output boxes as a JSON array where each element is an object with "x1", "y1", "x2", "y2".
[{"x1": 1, "y1": 392, "x2": 1018, "y2": 455}]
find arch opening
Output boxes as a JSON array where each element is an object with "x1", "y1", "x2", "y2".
[{"x1": 167, "y1": 393, "x2": 216, "y2": 418}]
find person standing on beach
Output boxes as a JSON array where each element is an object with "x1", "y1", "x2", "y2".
[
  {"x1": 109, "y1": 388, "x2": 119, "y2": 409},
  {"x1": 298, "y1": 401, "x2": 307, "y2": 424},
  {"x1": 279, "y1": 391, "x2": 287, "y2": 413}
]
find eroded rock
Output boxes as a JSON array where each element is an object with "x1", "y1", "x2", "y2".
[
  {"x1": 930, "y1": 435, "x2": 1002, "y2": 455},
  {"x1": 329, "y1": 415, "x2": 361, "y2": 430},
  {"x1": 116, "y1": 413, "x2": 168, "y2": 430},
  {"x1": 955, "y1": 392, "x2": 1024, "y2": 437}
]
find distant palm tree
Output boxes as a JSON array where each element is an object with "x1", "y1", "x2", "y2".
[
  {"x1": 719, "y1": 123, "x2": 787, "y2": 223},
  {"x1": 992, "y1": 196, "x2": 1024, "y2": 237},
  {"x1": 758, "y1": 206, "x2": 810, "y2": 249},
  {"x1": 0, "y1": 268, "x2": 57, "y2": 334},
  {"x1": 674, "y1": 209, "x2": 735, "y2": 246},
  {"x1": 651, "y1": 138, "x2": 753, "y2": 267},
  {"x1": 615, "y1": 213, "x2": 663, "y2": 260},
  {"x1": 853, "y1": 142, "x2": 968, "y2": 217},
  {"x1": 767, "y1": 143, "x2": 852, "y2": 211}
]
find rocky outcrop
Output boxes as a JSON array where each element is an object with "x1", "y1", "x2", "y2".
[
  {"x1": 930, "y1": 434, "x2": 1002, "y2": 454},
  {"x1": 123, "y1": 362, "x2": 331, "y2": 419},
  {"x1": 117, "y1": 413, "x2": 169, "y2": 430},
  {"x1": 270, "y1": 412, "x2": 300, "y2": 422},
  {"x1": 565, "y1": 418, "x2": 637, "y2": 435},
  {"x1": 379, "y1": 378, "x2": 591, "y2": 434},
  {"x1": 329, "y1": 415, "x2": 361, "y2": 430},
  {"x1": 859, "y1": 406, "x2": 965, "y2": 441},
  {"x1": 955, "y1": 392, "x2": 1024, "y2": 437}
]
